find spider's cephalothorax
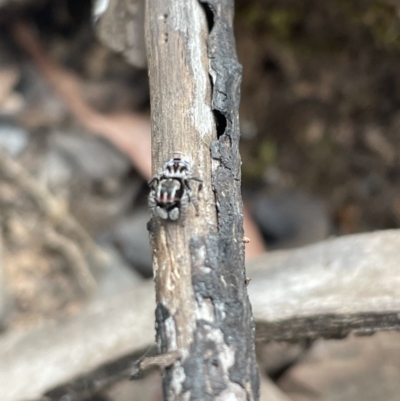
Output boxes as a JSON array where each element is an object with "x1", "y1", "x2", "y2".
[{"x1": 148, "y1": 157, "x2": 203, "y2": 221}]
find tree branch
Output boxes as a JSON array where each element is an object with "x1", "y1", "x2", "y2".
[{"x1": 145, "y1": 0, "x2": 259, "y2": 399}]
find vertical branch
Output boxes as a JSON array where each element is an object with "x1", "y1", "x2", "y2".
[{"x1": 145, "y1": 0, "x2": 259, "y2": 400}]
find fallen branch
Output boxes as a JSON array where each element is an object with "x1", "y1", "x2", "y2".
[
  {"x1": 2, "y1": 230, "x2": 400, "y2": 400},
  {"x1": 249, "y1": 229, "x2": 400, "y2": 340}
]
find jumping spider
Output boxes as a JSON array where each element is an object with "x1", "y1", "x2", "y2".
[{"x1": 148, "y1": 157, "x2": 203, "y2": 221}]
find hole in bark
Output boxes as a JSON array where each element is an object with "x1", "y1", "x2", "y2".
[
  {"x1": 214, "y1": 109, "x2": 227, "y2": 139},
  {"x1": 200, "y1": 1, "x2": 214, "y2": 32}
]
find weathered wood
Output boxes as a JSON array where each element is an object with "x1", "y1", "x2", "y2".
[
  {"x1": 249, "y1": 230, "x2": 400, "y2": 341},
  {"x1": 145, "y1": 0, "x2": 259, "y2": 400}
]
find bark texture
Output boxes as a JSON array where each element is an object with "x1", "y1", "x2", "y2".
[{"x1": 145, "y1": 0, "x2": 259, "y2": 400}]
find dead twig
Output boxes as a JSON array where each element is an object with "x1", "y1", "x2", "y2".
[{"x1": 131, "y1": 350, "x2": 182, "y2": 378}]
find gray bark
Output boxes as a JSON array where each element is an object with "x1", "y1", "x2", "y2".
[
  {"x1": 145, "y1": 0, "x2": 259, "y2": 400},
  {"x1": 249, "y1": 229, "x2": 400, "y2": 341}
]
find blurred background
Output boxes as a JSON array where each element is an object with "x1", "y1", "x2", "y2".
[{"x1": 0, "y1": 0, "x2": 399, "y2": 400}]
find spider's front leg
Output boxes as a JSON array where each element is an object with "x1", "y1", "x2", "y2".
[
  {"x1": 148, "y1": 188, "x2": 157, "y2": 216},
  {"x1": 184, "y1": 178, "x2": 202, "y2": 216},
  {"x1": 148, "y1": 176, "x2": 159, "y2": 190},
  {"x1": 186, "y1": 188, "x2": 199, "y2": 216},
  {"x1": 190, "y1": 176, "x2": 203, "y2": 192}
]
